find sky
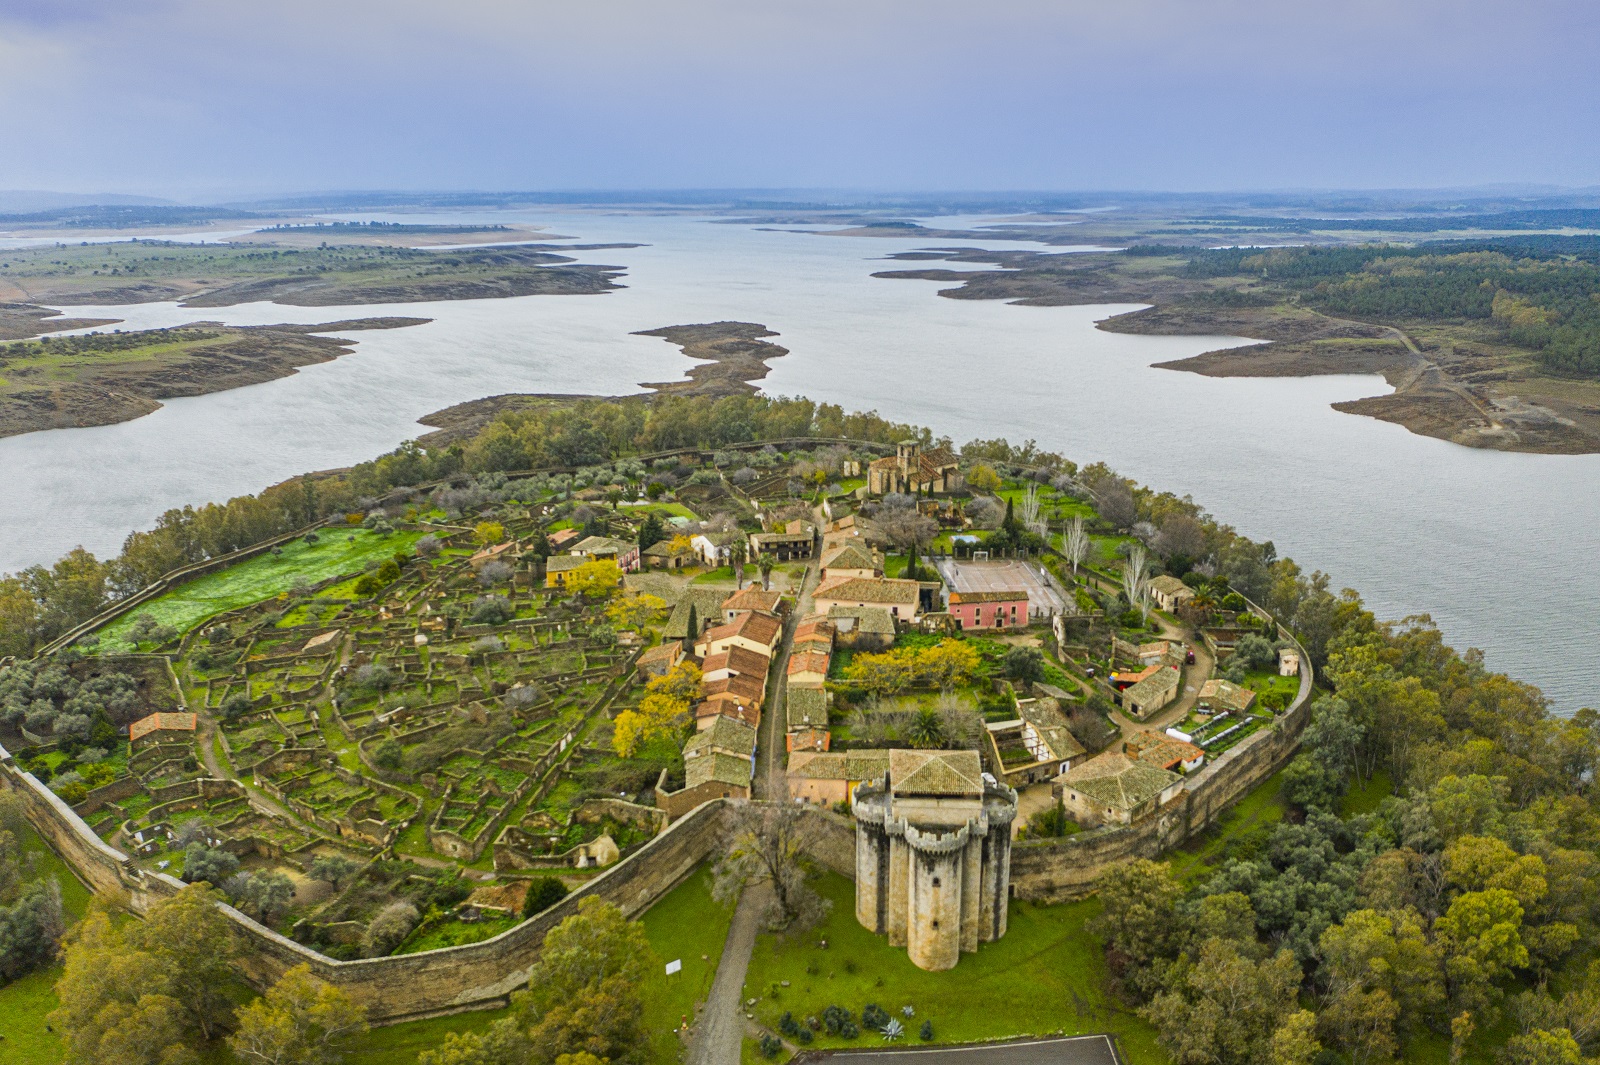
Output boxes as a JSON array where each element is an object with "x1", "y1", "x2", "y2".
[{"x1": 1, "y1": 0, "x2": 1597, "y2": 199}]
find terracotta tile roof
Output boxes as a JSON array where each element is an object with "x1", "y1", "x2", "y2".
[
  {"x1": 1059, "y1": 752, "x2": 1179, "y2": 811},
  {"x1": 547, "y1": 528, "x2": 580, "y2": 546},
  {"x1": 702, "y1": 645, "x2": 771, "y2": 680},
  {"x1": 636, "y1": 640, "x2": 682, "y2": 667},
  {"x1": 694, "y1": 700, "x2": 761, "y2": 729},
  {"x1": 1129, "y1": 736, "x2": 1204, "y2": 772},
  {"x1": 794, "y1": 617, "x2": 835, "y2": 640},
  {"x1": 129, "y1": 712, "x2": 197, "y2": 744},
  {"x1": 1124, "y1": 666, "x2": 1181, "y2": 704},
  {"x1": 701, "y1": 610, "x2": 783, "y2": 649},
  {"x1": 787, "y1": 650, "x2": 832, "y2": 677},
  {"x1": 722, "y1": 586, "x2": 783, "y2": 615},
  {"x1": 703, "y1": 672, "x2": 767, "y2": 704},
  {"x1": 1149, "y1": 575, "x2": 1194, "y2": 597},
  {"x1": 814, "y1": 576, "x2": 920, "y2": 606},
  {"x1": 789, "y1": 750, "x2": 891, "y2": 782},
  {"x1": 948, "y1": 590, "x2": 1029, "y2": 605},
  {"x1": 889, "y1": 749, "x2": 983, "y2": 797}
]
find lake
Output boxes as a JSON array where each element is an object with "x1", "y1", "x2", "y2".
[{"x1": 2, "y1": 212, "x2": 1595, "y2": 712}]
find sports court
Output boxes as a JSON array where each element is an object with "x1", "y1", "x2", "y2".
[{"x1": 933, "y1": 558, "x2": 1070, "y2": 617}]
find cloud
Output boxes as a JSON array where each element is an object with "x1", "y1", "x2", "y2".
[{"x1": 0, "y1": 0, "x2": 1595, "y2": 195}]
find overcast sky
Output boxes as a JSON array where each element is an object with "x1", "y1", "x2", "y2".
[{"x1": 1, "y1": 0, "x2": 1597, "y2": 199}]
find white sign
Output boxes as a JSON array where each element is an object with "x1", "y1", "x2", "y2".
[{"x1": 665, "y1": 959, "x2": 683, "y2": 975}]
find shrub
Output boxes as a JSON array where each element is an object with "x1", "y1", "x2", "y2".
[
  {"x1": 362, "y1": 901, "x2": 420, "y2": 957},
  {"x1": 376, "y1": 559, "x2": 401, "y2": 584},
  {"x1": 822, "y1": 1005, "x2": 855, "y2": 1036},
  {"x1": 1003, "y1": 646, "x2": 1045, "y2": 685},
  {"x1": 920, "y1": 1020, "x2": 934, "y2": 1040},
  {"x1": 183, "y1": 843, "x2": 239, "y2": 885},
  {"x1": 351, "y1": 664, "x2": 397, "y2": 692},
  {"x1": 353, "y1": 574, "x2": 384, "y2": 598},
  {"x1": 415, "y1": 534, "x2": 442, "y2": 558},
  {"x1": 469, "y1": 596, "x2": 514, "y2": 626},
  {"x1": 310, "y1": 854, "x2": 361, "y2": 890},
  {"x1": 0, "y1": 879, "x2": 64, "y2": 981},
  {"x1": 219, "y1": 692, "x2": 253, "y2": 721},
  {"x1": 52, "y1": 780, "x2": 87, "y2": 804},
  {"x1": 522, "y1": 876, "x2": 568, "y2": 917},
  {"x1": 758, "y1": 1033, "x2": 783, "y2": 1059},
  {"x1": 372, "y1": 739, "x2": 403, "y2": 770},
  {"x1": 862, "y1": 1003, "x2": 890, "y2": 1030}
]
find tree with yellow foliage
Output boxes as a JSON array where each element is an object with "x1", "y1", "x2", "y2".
[
  {"x1": 228, "y1": 963, "x2": 367, "y2": 1065},
  {"x1": 613, "y1": 692, "x2": 693, "y2": 758},
  {"x1": 967, "y1": 464, "x2": 1002, "y2": 491},
  {"x1": 606, "y1": 593, "x2": 668, "y2": 631},
  {"x1": 566, "y1": 558, "x2": 622, "y2": 599},
  {"x1": 649, "y1": 660, "x2": 704, "y2": 702},
  {"x1": 472, "y1": 521, "x2": 506, "y2": 547}
]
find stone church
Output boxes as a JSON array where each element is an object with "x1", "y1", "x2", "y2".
[
  {"x1": 867, "y1": 441, "x2": 964, "y2": 496},
  {"x1": 851, "y1": 749, "x2": 1017, "y2": 970}
]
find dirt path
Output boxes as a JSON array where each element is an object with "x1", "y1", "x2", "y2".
[{"x1": 687, "y1": 882, "x2": 770, "y2": 1065}]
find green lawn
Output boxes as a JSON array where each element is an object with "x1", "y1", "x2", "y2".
[
  {"x1": 1167, "y1": 768, "x2": 1288, "y2": 885},
  {"x1": 343, "y1": 1008, "x2": 507, "y2": 1065},
  {"x1": 1340, "y1": 768, "x2": 1394, "y2": 818},
  {"x1": 639, "y1": 866, "x2": 737, "y2": 1063},
  {"x1": 742, "y1": 872, "x2": 1163, "y2": 1064},
  {"x1": 96, "y1": 528, "x2": 424, "y2": 649},
  {"x1": 692, "y1": 567, "x2": 737, "y2": 585}
]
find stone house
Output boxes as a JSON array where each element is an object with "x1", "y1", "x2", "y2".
[
  {"x1": 982, "y1": 698, "x2": 1088, "y2": 787},
  {"x1": 813, "y1": 576, "x2": 922, "y2": 625},
  {"x1": 701, "y1": 645, "x2": 771, "y2": 685},
  {"x1": 1053, "y1": 751, "x2": 1183, "y2": 827},
  {"x1": 786, "y1": 649, "x2": 831, "y2": 687},
  {"x1": 749, "y1": 526, "x2": 815, "y2": 561},
  {"x1": 1148, "y1": 575, "x2": 1195, "y2": 613},
  {"x1": 690, "y1": 530, "x2": 739, "y2": 567},
  {"x1": 1121, "y1": 666, "x2": 1181, "y2": 719},
  {"x1": 1198, "y1": 678, "x2": 1257, "y2": 714},
  {"x1": 826, "y1": 605, "x2": 897, "y2": 650},
  {"x1": 641, "y1": 539, "x2": 694, "y2": 570},
  {"x1": 655, "y1": 751, "x2": 753, "y2": 819},
  {"x1": 852, "y1": 749, "x2": 1017, "y2": 971},
  {"x1": 546, "y1": 527, "x2": 581, "y2": 551},
  {"x1": 571, "y1": 535, "x2": 640, "y2": 573},
  {"x1": 468, "y1": 541, "x2": 516, "y2": 571},
  {"x1": 696, "y1": 670, "x2": 767, "y2": 726},
  {"x1": 634, "y1": 639, "x2": 683, "y2": 680},
  {"x1": 684, "y1": 714, "x2": 757, "y2": 763},
  {"x1": 787, "y1": 749, "x2": 890, "y2": 806},
  {"x1": 820, "y1": 541, "x2": 881, "y2": 581},
  {"x1": 1278, "y1": 647, "x2": 1301, "y2": 676},
  {"x1": 694, "y1": 611, "x2": 783, "y2": 659},
  {"x1": 947, "y1": 590, "x2": 1029, "y2": 631},
  {"x1": 785, "y1": 684, "x2": 830, "y2": 736},
  {"x1": 867, "y1": 441, "x2": 964, "y2": 496},
  {"x1": 1125, "y1": 732, "x2": 1206, "y2": 774},
  {"x1": 721, "y1": 586, "x2": 784, "y2": 622},
  {"x1": 792, "y1": 616, "x2": 836, "y2": 655},
  {"x1": 129, "y1": 711, "x2": 197, "y2": 751}
]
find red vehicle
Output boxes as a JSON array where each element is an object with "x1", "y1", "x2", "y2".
[{"x1": 1186, "y1": 649, "x2": 1196, "y2": 665}]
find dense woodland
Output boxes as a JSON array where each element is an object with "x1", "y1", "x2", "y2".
[{"x1": 1183, "y1": 238, "x2": 1600, "y2": 378}]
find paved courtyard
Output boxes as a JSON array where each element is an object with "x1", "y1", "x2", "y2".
[
  {"x1": 827, "y1": 1034, "x2": 1121, "y2": 1065},
  {"x1": 933, "y1": 558, "x2": 1070, "y2": 617}
]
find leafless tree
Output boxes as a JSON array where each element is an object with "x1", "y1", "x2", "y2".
[
  {"x1": 1122, "y1": 542, "x2": 1149, "y2": 617},
  {"x1": 1020, "y1": 483, "x2": 1047, "y2": 539},
  {"x1": 712, "y1": 804, "x2": 831, "y2": 931},
  {"x1": 876, "y1": 508, "x2": 939, "y2": 553},
  {"x1": 966, "y1": 496, "x2": 1004, "y2": 530},
  {"x1": 1065, "y1": 516, "x2": 1090, "y2": 575}
]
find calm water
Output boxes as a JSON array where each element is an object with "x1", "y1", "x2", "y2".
[{"x1": 1, "y1": 212, "x2": 1595, "y2": 712}]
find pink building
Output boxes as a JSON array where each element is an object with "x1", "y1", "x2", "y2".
[{"x1": 947, "y1": 590, "x2": 1028, "y2": 630}]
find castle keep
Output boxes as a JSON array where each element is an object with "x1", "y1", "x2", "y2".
[{"x1": 851, "y1": 749, "x2": 1017, "y2": 971}]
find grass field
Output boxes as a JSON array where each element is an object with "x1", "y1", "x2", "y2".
[
  {"x1": 639, "y1": 866, "x2": 737, "y2": 1063},
  {"x1": 742, "y1": 872, "x2": 1163, "y2": 1064},
  {"x1": 95, "y1": 528, "x2": 424, "y2": 649},
  {"x1": 0, "y1": 818, "x2": 95, "y2": 1065},
  {"x1": 1166, "y1": 767, "x2": 1289, "y2": 885}
]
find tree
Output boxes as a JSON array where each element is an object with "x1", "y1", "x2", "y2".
[
  {"x1": 1142, "y1": 940, "x2": 1302, "y2": 1065},
  {"x1": 648, "y1": 660, "x2": 704, "y2": 702},
  {"x1": 1065, "y1": 516, "x2": 1090, "y2": 575},
  {"x1": 611, "y1": 691, "x2": 690, "y2": 758},
  {"x1": 227, "y1": 871, "x2": 297, "y2": 925},
  {"x1": 566, "y1": 559, "x2": 622, "y2": 599},
  {"x1": 713, "y1": 804, "x2": 829, "y2": 930},
  {"x1": 0, "y1": 878, "x2": 64, "y2": 981},
  {"x1": 473, "y1": 521, "x2": 506, "y2": 547},
  {"x1": 967, "y1": 464, "x2": 1001, "y2": 491},
  {"x1": 1271, "y1": 1010, "x2": 1322, "y2": 1065},
  {"x1": 469, "y1": 596, "x2": 515, "y2": 626},
  {"x1": 477, "y1": 561, "x2": 513, "y2": 587},
  {"x1": 182, "y1": 843, "x2": 239, "y2": 885},
  {"x1": 1319, "y1": 988, "x2": 1399, "y2": 1065},
  {"x1": 309, "y1": 855, "x2": 360, "y2": 892},
  {"x1": 1089, "y1": 859, "x2": 1187, "y2": 1001},
  {"x1": 637, "y1": 514, "x2": 665, "y2": 553},
  {"x1": 52, "y1": 886, "x2": 241, "y2": 1061},
  {"x1": 1003, "y1": 646, "x2": 1045, "y2": 685},
  {"x1": 1122, "y1": 543, "x2": 1150, "y2": 622},
  {"x1": 606, "y1": 593, "x2": 668, "y2": 631},
  {"x1": 1434, "y1": 888, "x2": 1529, "y2": 1013},
  {"x1": 229, "y1": 963, "x2": 368, "y2": 1065},
  {"x1": 363, "y1": 902, "x2": 420, "y2": 958},
  {"x1": 522, "y1": 877, "x2": 569, "y2": 918},
  {"x1": 1502, "y1": 1029, "x2": 1584, "y2": 1065},
  {"x1": 1318, "y1": 908, "x2": 1444, "y2": 1037}
]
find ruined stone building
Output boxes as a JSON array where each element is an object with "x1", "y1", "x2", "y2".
[
  {"x1": 867, "y1": 441, "x2": 964, "y2": 496},
  {"x1": 851, "y1": 749, "x2": 1017, "y2": 971}
]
